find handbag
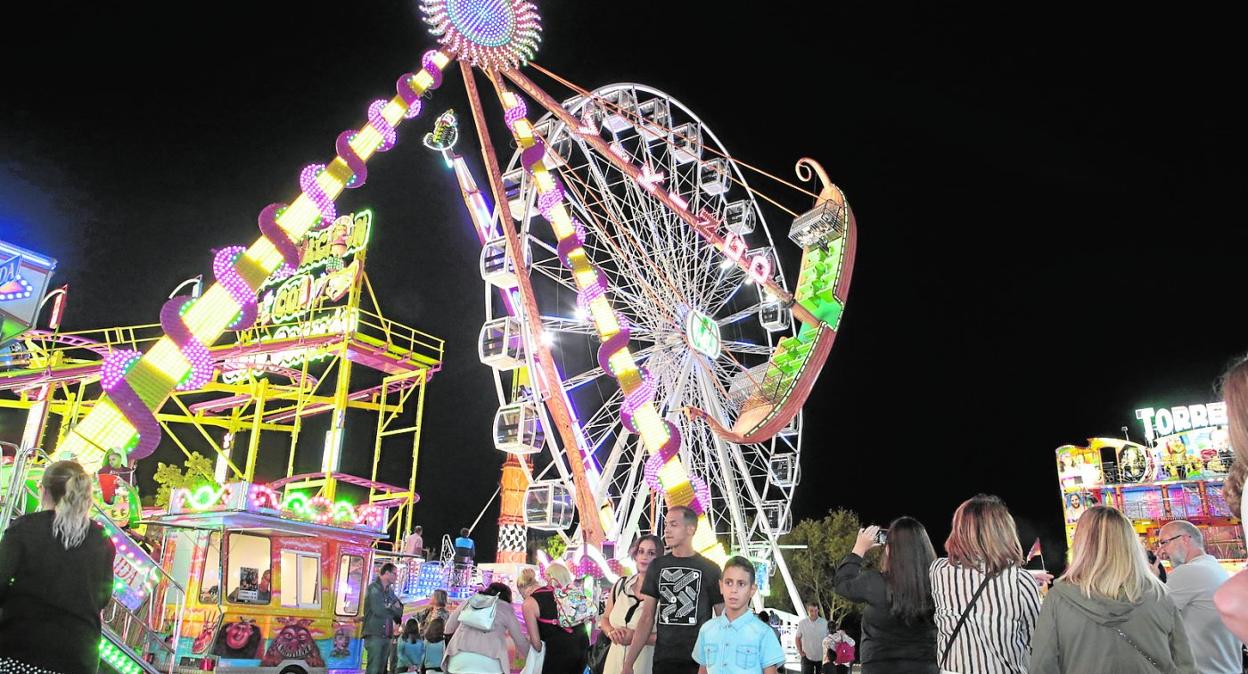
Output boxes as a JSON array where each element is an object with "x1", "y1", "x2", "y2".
[
  {"x1": 589, "y1": 576, "x2": 645, "y2": 674},
  {"x1": 1111, "y1": 627, "x2": 1165, "y2": 673},
  {"x1": 588, "y1": 578, "x2": 629, "y2": 674},
  {"x1": 458, "y1": 596, "x2": 499, "y2": 632},
  {"x1": 518, "y1": 644, "x2": 546, "y2": 674},
  {"x1": 940, "y1": 571, "x2": 997, "y2": 670}
]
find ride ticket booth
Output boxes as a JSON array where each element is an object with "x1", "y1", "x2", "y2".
[{"x1": 150, "y1": 482, "x2": 389, "y2": 674}]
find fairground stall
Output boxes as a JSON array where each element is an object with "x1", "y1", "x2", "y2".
[{"x1": 1056, "y1": 401, "x2": 1243, "y2": 572}]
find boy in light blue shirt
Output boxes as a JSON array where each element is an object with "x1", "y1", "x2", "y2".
[{"x1": 692, "y1": 556, "x2": 785, "y2": 674}]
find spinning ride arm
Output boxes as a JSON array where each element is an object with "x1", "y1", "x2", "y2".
[
  {"x1": 54, "y1": 52, "x2": 454, "y2": 473},
  {"x1": 688, "y1": 159, "x2": 856, "y2": 443}
]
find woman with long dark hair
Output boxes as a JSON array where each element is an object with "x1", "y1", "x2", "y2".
[
  {"x1": 833, "y1": 516, "x2": 938, "y2": 674},
  {"x1": 600, "y1": 535, "x2": 661, "y2": 674},
  {"x1": 0, "y1": 460, "x2": 116, "y2": 674}
]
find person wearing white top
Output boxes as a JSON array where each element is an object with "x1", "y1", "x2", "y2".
[
  {"x1": 794, "y1": 603, "x2": 828, "y2": 674},
  {"x1": 1160, "y1": 521, "x2": 1242, "y2": 673}
]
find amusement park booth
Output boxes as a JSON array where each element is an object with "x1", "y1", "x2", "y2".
[
  {"x1": 1056, "y1": 401, "x2": 1243, "y2": 572},
  {"x1": 151, "y1": 481, "x2": 390, "y2": 674}
]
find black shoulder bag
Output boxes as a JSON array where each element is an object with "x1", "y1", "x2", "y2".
[{"x1": 940, "y1": 571, "x2": 997, "y2": 670}]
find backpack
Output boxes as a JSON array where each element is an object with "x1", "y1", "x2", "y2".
[
  {"x1": 458, "y1": 594, "x2": 499, "y2": 632},
  {"x1": 537, "y1": 583, "x2": 596, "y2": 631},
  {"x1": 834, "y1": 640, "x2": 855, "y2": 665}
]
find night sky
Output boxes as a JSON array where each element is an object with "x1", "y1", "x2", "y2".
[{"x1": 2, "y1": 2, "x2": 1245, "y2": 570}]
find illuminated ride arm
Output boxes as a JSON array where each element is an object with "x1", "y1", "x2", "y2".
[
  {"x1": 687, "y1": 159, "x2": 856, "y2": 444},
  {"x1": 55, "y1": 51, "x2": 454, "y2": 473},
  {"x1": 494, "y1": 85, "x2": 723, "y2": 560}
]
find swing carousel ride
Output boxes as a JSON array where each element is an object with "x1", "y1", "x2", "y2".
[{"x1": 0, "y1": 1, "x2": 856, "y2": 670}]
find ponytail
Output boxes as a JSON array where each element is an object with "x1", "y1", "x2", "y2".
[{"x1": 42, "y1": 460, "x2": 93, "y2": 549}]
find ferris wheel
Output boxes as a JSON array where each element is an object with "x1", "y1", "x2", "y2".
[{"x1": 486, "y1": 84, "x2": 803, "y2": 562}]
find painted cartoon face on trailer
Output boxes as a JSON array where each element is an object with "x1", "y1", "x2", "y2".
[
  {"x1": 262, "y1": 617, "x2": 325, "y2": 667},
  {"x1": 330, "y1": 625, "x2": 352, "y2": 658},
  {"x1": 213, "y1": 617, "x2": 263, "y2": 659}
]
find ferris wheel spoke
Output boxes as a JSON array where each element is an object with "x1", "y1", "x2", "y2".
[
  {"x1": 539, "y1": 315, "x2": 655, "y2": 342},
  {"x1": 716, "y1": 302, "x2": 764, "y2": 328},
  {"x1": 561, "y1": 161, "x2": 683, "y2": 326},
  {"x1": 577, "y1": 148, "x2": 692, "y2": 312},
  {"x1": 719, "y1": 340, "x2": 774, "y2": 357}
]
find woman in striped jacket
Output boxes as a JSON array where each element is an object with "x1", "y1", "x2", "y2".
[{"x1": 930, "y1": 494, "x2": 1043, "y2": 674}]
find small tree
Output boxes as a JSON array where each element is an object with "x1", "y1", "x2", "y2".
[
  {"x1": 544, "y1": 534, "x2": 567, "y2": 559},
  {"x1": 773, "y1": 508, "x2": 865, "y2": 628},
  {"x1": 152, "y1": 452, "x2": 218, "y2": 508}
]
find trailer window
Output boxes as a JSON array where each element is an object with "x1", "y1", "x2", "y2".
[
  {"x1": 199, "y1": 531, "x2": 222, "y2": 603},
  {"x1": 281, "y1": 551, "x2": 322, "y2": 609},
  {"x1": 335, "y1": 554, "x2": 365, "y2": 616},
  {"x1": 226, "y1": 533, "x2": 272, "y2": 605}
]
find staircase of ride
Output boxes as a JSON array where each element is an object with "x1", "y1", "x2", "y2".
[{"x1": 0, "y1": 446, "x2": 187, "y2": 674}]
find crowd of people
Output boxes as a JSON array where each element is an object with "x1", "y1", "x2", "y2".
[{"x1": 7, "y1": 365, "x2": 1248, "y2": 673}]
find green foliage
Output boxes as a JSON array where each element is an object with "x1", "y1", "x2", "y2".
[
  {"x1": 152, "y1": 452, "x2": 218, "y2": 508},
  {"x1": 773, "y1": 508, "x2": 867, "y2": 628},
  {"x1": 544, "y1": 534, "x2": 567, "y2": 559}
]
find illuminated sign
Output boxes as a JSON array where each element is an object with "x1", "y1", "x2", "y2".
[
  {"x1": 685, "y1": 309, "x2": 721, "y2": 359},
  {"x1": 255, "y1": 211, "x2": 370, "y2": 326},
  {"x1": 169, "y1": 482, "x2": 386, "y2": 532},
  {"x1": 222, "y1": 306, "x2": 358, "y2": 384},
  {"x1": 0, "y1": 240, "x2": 58, "y2": 345},
  {"x1": 1136, "y1": 403, "x2": 1228, "y2": 444},
  {"x1": 691, "y1": 210, "x2": 772, "y2": 285},
  {"x1": 222, "y1": 212, "x2": 374, "y2": 384}
]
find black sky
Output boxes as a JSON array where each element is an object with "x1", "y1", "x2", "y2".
[{"x1": 2, "y1": 1, "x2": 1246, "y2": 567}]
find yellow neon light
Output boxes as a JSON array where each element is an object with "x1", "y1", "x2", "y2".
[{"x1": 56, "y1": 53, "x2": 449, "y2": 473}]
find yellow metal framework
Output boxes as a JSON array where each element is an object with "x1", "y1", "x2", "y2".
[{"x1": 0, "y1": 266, "x2": 442, "y2": 546}]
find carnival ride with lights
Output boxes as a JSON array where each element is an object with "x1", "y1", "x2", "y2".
[
  {"x1": 0, "y1": 212, "x2": 445, "y2": 674},
  {"x1": 1056, "y1": 404, "x2": 1244, "y2": 573},
  {"x1": 0, "y1": 0, "x2": 856, "y2": 667}
]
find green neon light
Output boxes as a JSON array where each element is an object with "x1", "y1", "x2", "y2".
[{"x1": 685, "y1": 309, "x2": 721, "y2": 359}]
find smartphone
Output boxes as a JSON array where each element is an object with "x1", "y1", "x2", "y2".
[{"x1": 874, "y1": 528, "x2": 888, "y2": 545}]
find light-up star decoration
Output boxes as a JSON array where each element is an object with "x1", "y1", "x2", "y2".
[{"x1": 421, "y1": 0, "x2": 541, "y2": 70}]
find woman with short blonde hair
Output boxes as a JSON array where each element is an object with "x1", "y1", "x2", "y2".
[
  {"x1": 929, "y1": 495, "x2": 1041, "y2": 674},
  {"x1": 1031, "y1": 506, "x2": 1194, "y2": 673},
  {"x1": 521, "y1": 562, "x2": 588, "y2": 673}
]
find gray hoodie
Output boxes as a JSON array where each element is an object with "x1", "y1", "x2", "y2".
[{"x1": 1030, "y1": 580, "x2": 1196, "y2": 674}]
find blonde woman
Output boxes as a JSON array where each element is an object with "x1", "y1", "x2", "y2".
[
  {"x1": 1215, "y1": 357, "x2": 1248, "y2": 642},
  {"x1": 601, "y1": 535, "x2": 661, "y2": 674},
  {"x1": 1031, "y1": 506, "x2": 1195, "y2": 673},
  {"x1": 930, "y1": 494, "x2": 1042, "y2": 674},
  {"x1": 521, "y1": 563, "x2": 588, "y2": 673},
  {"x1": 0, "y1": 460, "x2": 116, "y2": 674}
]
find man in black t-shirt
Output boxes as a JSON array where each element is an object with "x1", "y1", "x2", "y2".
[{"x1": 623, "y1": 505, "x2": 723, "y2": 674}]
